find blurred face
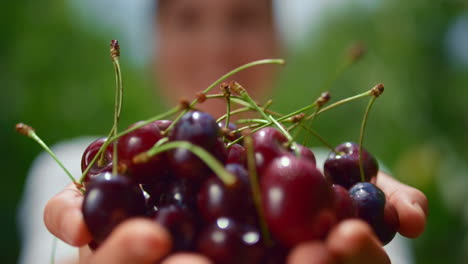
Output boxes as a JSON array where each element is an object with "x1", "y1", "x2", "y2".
[{"x1": 155, "y1": 0, "x2": 280, "y2": 117}]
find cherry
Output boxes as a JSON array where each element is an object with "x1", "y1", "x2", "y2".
[
  {"x1": 349, "y1": 182, "x2": 385, "y2": 223},
  {"x1": 154, "y1": 205, "x2": 199, "y2": 251},
  {"x1": 168, "y1": 111, "x2": 224, "y2": 181},
  {"x1": 331, "y1": 184, "x2": 356, "y2": 221},
  {"x1": 197, "y1": 163, "x2": 256, "y2": 223},
  {"x1": 81, "y1": 137, "x2": 113, "y2": 185},
  {"x1": 373, "y1": 202, "x2": 399, "y2": 245},
  {"x1": 252, "y1": 127, "x2": 288, "y2": 175},
  {"x1": 82, "y1": 172, "x2": 146, "y2": 244},
  {"x1": 261, "y1": 155, "x2": 336, "y2": 247},
  {"x1": 169, "y1": 111, "x2": 219, "y2": 149},
  {"x1": 117, "y1": 121, "x2": 168, "y2": 184},
  {"x1": 324, "y1": 142, "x2": 379, "y2": 189},
  {"x1": 291, "y1": 143, "x2": 316, "y2": 165},
  {"x1": 197, "y1": 217, "x2": 264, "y2": 264},
  {"x1": 226, "y1": 143, "x2": 246, "y2": 165},
  {"x1": 158, "y1": 179, "x2": 199, "y2": 210},
  {"x1": 153, "y1": 119, "x2": 173, "y2": 131}
]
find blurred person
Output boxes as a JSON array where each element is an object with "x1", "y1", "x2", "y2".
[{"x1": 18, "y1": 0, "x2": 427, "y2": 263}]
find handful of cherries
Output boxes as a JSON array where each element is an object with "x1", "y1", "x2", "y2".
[{"x1": 18, "y1": 41, "x2": 401, "y2": 264}]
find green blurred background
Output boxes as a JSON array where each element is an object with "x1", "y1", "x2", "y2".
[{"x1": 1, "y1": 0, "x2": 467, "y2": 263}]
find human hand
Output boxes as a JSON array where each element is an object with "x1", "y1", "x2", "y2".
[
  {"x1": 44, "y1": 184, "x2": 211, "y2": 264},
  {"x1": 44, "y1": 171, "x2": 427, "y2": 264},
  {"x1": 288, "y1": 171, "x2": 428, "y2": 264}
]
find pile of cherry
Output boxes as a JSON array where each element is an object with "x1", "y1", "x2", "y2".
[{"x1": 80, "y1": 110, "x2": 399, "y2": 264}]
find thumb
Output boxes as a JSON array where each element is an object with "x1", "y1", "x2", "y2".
[{"x1": 88, "y1": 218, "x2": 171, "y2": 264}]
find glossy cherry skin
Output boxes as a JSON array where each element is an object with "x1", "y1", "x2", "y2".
[
  {"x1": 331, "y1": 184, "x2": 356, "y2": 221},
  {"x1": 261, "y1": 155, "x2": 336, "y2": 247},
  {"x1": 291, "y1": 143, "x2": 316, "y2": 165},
  {"x1": 154, "y1": 205, "x2": 199, "y2": 251},
  {"x1": 324, "y1": 142, "x2": 379, "y2": 189},
  {"x1": 158, "y1": 178, "x2": 199, "y2": 210},
  {"x1": 349, "y1": 182, "x2": 385, "y2": 224},
  {"x1": 82, "y1": 172, "x2": 146, "y2": 244},
  {"x1": 117, "y1": 121, "x2": 168, "y2": 184},
  {"x1": 197, "y1": 217, "x2": 264, "y2": 264},
  {"x1": 373, "y1": 202, "x2": 399, "y2": 245},
  {"x1": 252, "y1": 127, "x2": 288, "y2": 175},
  {"x1": 81, "y1": 137, "x2": 113, "y2": 185},
  {"x1": 197, "y1": 164, "x2": 256, "y2": 223},
  {"x1": 169, "y1": 111, "x2": 219, "y2": 149},
  {"x1": 226, "y1": 143, "x2": 246, "y2": 165},
  {"x1": 153, "y1": 119, "x2": 173, "y2": 132}
]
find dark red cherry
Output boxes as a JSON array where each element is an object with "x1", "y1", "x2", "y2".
[
  {"x1": 197, "y1": 164, "x2": 256, "y2": 223},
  {"x1": 226, "y1": 144, "x2": 246, "y2": 165},
  {"x1": 82, "y1": 172, "x2": 146, "y2": 244},
  {"x1": 154, "y1": 205, "x2": 199, "y2": 251},
  {"x1": 373, "y1": 202, "x2": 399, "y2": 245},
  {"x1": 252, "y1": 127, "x2": 288, "y2": 175},
  {"x1": 331, "y1": 184, "x2": 356, "y2": 221},
  {"x1": 324, "y1": 142, "x2": 379, "y2": 189},
  {"x1": 290, "y1": 143, "x2": 316, "y2": 165},
  {"x1": 153, "y1": 119, "x2": 173, "y2": 132},
  {"x1": 117, "y1": 121, "x2": 168, "y2": 184},
  {"x1": 261, "y1": 155, "x2": 336, "y2": 247},
  {"x1": 158, "y1": 179, "x2": 199, "y2": 210},
  {"x1": 349, "y1": 182, "x2": 385, "y2": 224},
  {"x1": 169, "y1": 138, "x2": 227, "y2": 182},
  {"x1": 81, "y1": 137, "x2": 113, "y2": 185},
  {"x1": 169, "y1": 111, "x2": 219, "y2": 149},
  {"x1": 197, "y1": 218, "x2": 264, "y2": 264}
]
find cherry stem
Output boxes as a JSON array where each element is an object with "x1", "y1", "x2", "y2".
[
  {"x1": 110, "y1": 40, "x2": 122, "y2": 175},
  {"x1": 309, "y1": 90, "x2": 371, "y2": 119},
  {"x1": 162, "y1": 59, "x2": 285, "y2": 136},
  {"x1": 80, "y1": 106, "x2": 179, "y2": 183},
  {"x1": 297, "y1": 123, "x2": 337, "y2": 153},
  {"x1": 15, "y1": 123, "x2": 82, "y2": 192},
  {"x1": 269, "y1": 115, "x2": 294, "y2": 146},
  {"x1": 223, "y1": 84, "x2": 232, "y2": 138},
  {"x1": 244, "y1": 135, "x2": 272, "y2": 246},
  {"x1": 235, "y1": 82, "x2": 295, "y2": 145},
  {"x1": 135, "y1": 141, "x2": 236, "y2": 186},
  {"x1": 359, "y1": 85, "x2": 382, "y2": 182}
]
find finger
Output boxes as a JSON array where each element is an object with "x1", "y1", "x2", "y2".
[
  {"x1": 376, "y1": 172, "x2": 428, "y2": 238},
  {"x1": 44, "y1": 184, "x2": 92, "y2": 246},
  {"x1": 89, "y1": 218, "x2": 171, "y2": 264},
  {"x1": 161, "y1": 253, "x2": 213, "y2": 264},
  {"x1": 288, "y1": 242, "x2": 336, "y2": 264},
  {"x1": 326, "y1": 220, "x2": 390, "y2": 264},
  {"x1": 79, "y1": 246, "x2": 93, "y2": 264}
]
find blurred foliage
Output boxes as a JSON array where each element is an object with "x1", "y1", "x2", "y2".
[
  {"x1": 273, "y1": 1, "x2": 468, "y2": 263},
  {"x1": 0, "y1": 0, "x2": 164, "y2": 262},
  {"x1": 1, "y1": 0, "x2": 468, "y2": 263}
]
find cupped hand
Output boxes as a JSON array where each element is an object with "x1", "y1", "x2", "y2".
[
  {"x1": 288, "y1": 171, "x2": 428, "y2": 264},
  {"x1": 44, "y1": 171, "x2": 427, "y2": 264}
]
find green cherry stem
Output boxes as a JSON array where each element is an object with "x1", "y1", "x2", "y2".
[
  {"x1": 80, "y1": 106, "x2": 179, "y2": 183},
  {"x1": 297, "y1": 124, "x2": 337, "y2": 153},
  {"x1": 309, "y1": 90, "x2": 372, "y2": 119},
  {"x1": 244, "y1": 135, "x2": 272, "y2": 246},
  {"x1": 134, "y1": 141, "x2": 236, "y2": 186},
  {"x1": 162, "y1": 59, "x2": 285, "y2": 135},
  {"x1": 110, "y1": 40, "x2": 122, "y2": 175},
  {"x1": 16, "y1": 123, "x2": 82, "y2": 191},
  {"x1": 359, "y1": 83, "x2": 384, "y2": 182}
]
